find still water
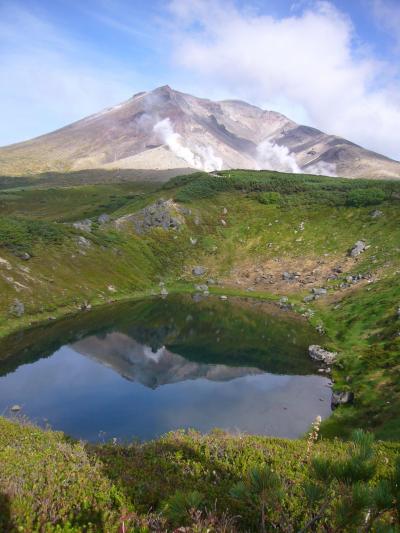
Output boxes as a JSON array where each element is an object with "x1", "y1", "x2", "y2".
[{"x1": 0, "y1": 295, "x2": 331, "y2": 441}]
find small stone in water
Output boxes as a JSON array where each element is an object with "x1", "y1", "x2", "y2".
[{"x1": 11, "y1": 404, "x2": 21, "y2": 412}]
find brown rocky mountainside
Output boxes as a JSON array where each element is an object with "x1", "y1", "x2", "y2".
[{"x1": 1, "y1": 85, "x2": 399, "y2": 179}]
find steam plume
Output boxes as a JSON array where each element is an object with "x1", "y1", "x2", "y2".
[{"x1": 153, "y1": 118, "x2": 223, "y2": 172}]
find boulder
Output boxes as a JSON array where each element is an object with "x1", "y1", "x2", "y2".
[
  {"x1": 10, "y1": 299, "x2": 24, "y2": 317},
  {"x1": 349, "y1": 240, "x2": 366, "y2": 257},
  {"x1": 331, "y1": 391, "x2": 354, "y2": 409},
  {"x1": 98, "y1": 213, "x2": 110, "y2": 224},
  {"x1": 192, "y1": 266, "x2": 206, "y2": 276},
  {"x1": 312, "y1": 288, "x2": 327, "y2": 296},
  {"x1": 195, "y1": 284, "x2": 208, "y2": 292},
  {"x1": 76, "y1": 236, "x2": 91, "y2": 248},
  {"x1": 73, "y1": 219, "x2": 92, "y2": 232},
  {"x1": 117, "y1": 199, "x2": 185, "y2": 234},
  {"x1": 282, "y1": 271, "x2": 297, "y2": 281},
  {"x1": 308, "y1": 345, "x2": 337, "y2": 365}
]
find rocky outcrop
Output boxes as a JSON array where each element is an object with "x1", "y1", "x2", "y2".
[
  {"x1": 349, "y1": 240, "x2": 366, "y2": 257},
  {"x1": 331, "y1": 391, "x2": 354, "y2": 408},
  {"x1": 9, "y1": 299, "x2": 25, "y2": 317},
  {"x1": 116, "y1": 199, "x2": 185, "y2": 234},
  {"x1": 73, "y1": 219, "x2": 92, "y2": 232},
  {"x1": 192, "y1": 266, "x2": 206, "y2": 276},
  {"x1": 308, "y1": 345, "x2": 337, "y2": 365}
]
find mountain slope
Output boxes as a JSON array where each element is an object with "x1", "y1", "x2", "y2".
[{"x1": 1, "y1": 85, "x2": 399, "y2": 179}]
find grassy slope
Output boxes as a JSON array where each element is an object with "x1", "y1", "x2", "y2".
[
  {"x1": 0, "y1": 170, "x2": 399, "y2": 530},
  {"x1": 1, "y1": 417, "x2": 399, "y2": 532}
]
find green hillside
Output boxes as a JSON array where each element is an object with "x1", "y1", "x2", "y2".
[{"x1": 0, "y1": 169, "x2": 399, "y2": 530}]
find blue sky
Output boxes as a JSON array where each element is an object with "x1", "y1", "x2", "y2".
[{"x1": 1, "y1": 0, "x2": 399, "y2": 159}]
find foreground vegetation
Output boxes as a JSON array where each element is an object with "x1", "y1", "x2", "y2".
[
  {"x1": 1, "y1": 417, "x2": 399, "y2": 532},
  {"x1": 0, "y1": 169, "x2": 399, "y2": 530}
]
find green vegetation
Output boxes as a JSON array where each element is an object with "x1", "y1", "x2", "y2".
[
  {"x1": 0, "y1": 216, "x2": 66, "y2": 253},
  {"x1": 1, "y1": 417, "x2": 399, "y2": 531},
  {"x1": 0, "y1": 169, "x2": 399, "y2": 530}
]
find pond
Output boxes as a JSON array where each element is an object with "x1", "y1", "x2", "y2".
[{"x1": 0, "y1": 294, "x2": 331, "y2": 441}]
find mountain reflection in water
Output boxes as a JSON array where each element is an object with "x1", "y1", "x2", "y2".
[
  {"x1": 73, "y1": 332, "x2": 263, "y2": 388},
  {"x1": 0, "y1": 295, "x2": 332, "y2": 441}
]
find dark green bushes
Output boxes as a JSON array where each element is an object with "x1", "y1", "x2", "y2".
[
  {"x1": 346, "y1": 188, "x2": 387, "y2": 206},
  {"x1": 169, "y1": 169, "x2": 400, "y2": 206},
  {"x1": 0, "y1": 216, "x2": 66, "y2": 252}
]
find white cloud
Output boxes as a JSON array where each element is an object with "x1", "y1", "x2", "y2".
[{"x1": 167, "y1": 0, "x2": 400, "y2": 160}]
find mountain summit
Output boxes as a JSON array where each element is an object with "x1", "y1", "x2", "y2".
[{"x1": 1, "y1": 85, "x2": 399, "y2": 179}]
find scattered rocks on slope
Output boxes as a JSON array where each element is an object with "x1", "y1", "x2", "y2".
[
  {"x1": 73, "y1": 219, "x2": 92, "y2": 232},
  {"x1": 116, "y1": 199, "x2": 185, "y2": 234},
  {"x1": 98, "y1": 213, "x2": 110, "y2": 224},
  {"x1": 76, "y1": 236, "x2": 91, "y2": 248},
  {"x1": 192, "y1": 266, "x2": 206, "y2": 276},
  {"x1": 282, "y1": 271, "x2": 299, "y2": 282},
  {"x1": 9, "y1": 299, "x2": 25, "y2": 317},
  {"x1": 16, "y1": 252, "x2": 31, "y2": 261},
  {"x1": 308, "y1": 345, "x2": 337, "y2": 365},
  {"x1": 160, "y1": 287, "x2": 168, "y2": 297},
  {"x1": 331, "y1": 391, "x2": 354, "y2": 409},
  {"x1": 349, "y1": 240, "x2": 366, "y2": 257},
  {"x1": 312, "y1": 288, "x2": 327, "y2": 296}
]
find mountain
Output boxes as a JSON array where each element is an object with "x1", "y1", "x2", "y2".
[{"x1": 1, "y1": 85, "x2": 399, "y2": 179}]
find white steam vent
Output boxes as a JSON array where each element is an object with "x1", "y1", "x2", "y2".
[
  {"x1": 256, "y1": 139, "x2": 300, "y2": 173},
  {"x1": 153, "y1": 118, "x2": 223, "y2": 172}
]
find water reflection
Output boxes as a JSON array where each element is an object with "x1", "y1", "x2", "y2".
[{"x1": 0, "y1": 295, "x2": 331, "y2": 441}]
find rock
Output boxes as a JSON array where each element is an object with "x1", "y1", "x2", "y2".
[
  {"x1": 10, "y1": 299, "x2": 24, "y2": 317},
  {"x1": 308, "y1": 345, "x2": 337, "y2": 365},
  {"x1": 192, "y1": 266, "x2": 206, "y2": 276},
  {"x1": 11, "y1": 404, "x2": 21, "y2": 412},
  {"x1": 312, "y1": 288, "x2": 327, "y2": 296},
  {"x1": 107, "y1": 285, "x2": 117, "y2": 293},
  {"x1": 222, "y1": 207, "x2": 228, "y2": 215},
  {"x1": 370, "y1": 209, "x2": 383, "y2": 218},
  {"x1": 397, "y1": 306, "x2": 400, "y2": 318},
  {"x1": 76, "y1": 236, "x2": 91, "y2": 248},
  {"x1": 221, "y1": 219, "x2": 227, "y2": 226},
  {"x1": 207, "y1": 278, "x2": 216, "y2": 285},
  {"x1": 160, "y1": 287, "x2": 168, "y2": 297},
  {"x1": 282, "y1": 271, "x2": 297, "y2": 282},
  {"x1": 331, "y1": 391, "x2": 354, "y2": 409},
  {"x1": 73, "y1": 219, "x2": 92, "y2": 232},
  {"x1": 220, "y1": 295, "x2": 228, "y2": 300},
  {"x1": 98, "y1": 213, "x2": 110, "y2": 224},
  {"x1": 195, "y1": 284, "x2": 208, "y2": 292},
  {"x1": 117, "y1": 199, "x2": 185, "y2": 234},
  {"x1": 349, "y1": 240, "x2": 366, "y2": 257},
  {"x1": 17, "y1": 252, "x2": 31, "y2": 261},
  {"x1": 303, "y1": 295, "x2": 314, "y2": 303},
  {"x1": 80, "y1": 301, "x2": 92, "y2": 311},
  {"x1": 190, "y1": 237, "x2": 197, "y2": 245}
]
